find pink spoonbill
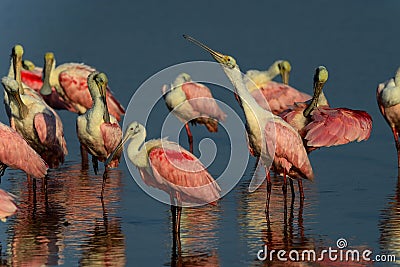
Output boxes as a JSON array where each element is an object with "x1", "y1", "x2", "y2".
[
  {"x1": 39, "y1": 52, "x2": 125, "y2": 121},
  {"x1": 280, "y1": 66, "x2": 372, "y2": 198},
  {"x1": 76, "y1": 72, "x2": 122, "y2": 176},
  {"x1": 162, "y1": 73, "x2": 226, "y2": 152},
  {"x1": 183, "y1": 35, "x2": 313, "y2": 215},
  {"x1": 105, "y1": 121, "x2": 221, "y2": 249}
]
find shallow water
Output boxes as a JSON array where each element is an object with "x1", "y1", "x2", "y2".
[{"x1": 0, "y1": 0, "x2": 400, "y2": 266}]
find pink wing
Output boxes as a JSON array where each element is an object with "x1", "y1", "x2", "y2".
[
  {"x1": 105, "y1": 89, "x2": 125, "y2": 121},
  {"x1": 59, "y1": 65, "x2": 93, "y2": 108},
  {"x1": 0, "y1": 123, "x2": 47, "y2": 178},
  {"x1": 21, "y1": 69, "x2": 43, "y2": 90},
  {"x1": 34, "y1": 113, "x2": 57, "y2": 145},
  {"x1": 147, "y1": 146, "x2": 220, "y2": 205},
  {"x1": 181, "y1": 82, "x2": 227, "y2": 121},
  {"x1": 268, "y1": 120, "x2": 314, "y2": 180},
  {"x1": 0, "y1": 189, "x2": 17, "y2": 220},
  {"x1": 34, "y1": 113, "x2": 66, "y2": 168},
  {"x1": 100, "y1": 122, "x2": 122, "y2": 167},
  {"x1": 59, "y1": 64, "x2": 125, "y2": 121},
  {"x1": 252, "y1": 81, "x2": 311, "y2": 114},
  {"x1": 304, "y1": 107, "x2": 373, "y2": 147}
]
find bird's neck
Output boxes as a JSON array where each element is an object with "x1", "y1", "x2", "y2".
[
  {"x1": 8, "y1": 57, "x2": 24, "y2": 94},
  {"x1": 8, "y1": 92, "x2": 28, "y2": 119},
  {"x1": 223, "y1": 65, "x2": 275, "y2": 160},
  {"x1": 127, "y1": 133, "x2": 148, "y2": 168},
  {"x1": 223, "y1": 66, "x2": 269, "y2": 117},
  {"x1": 264, "y1": 62, "x2": 280, "y2": 80},
  {"x1": 48, "y1": 62, "x2": 59, "y2": 87}
]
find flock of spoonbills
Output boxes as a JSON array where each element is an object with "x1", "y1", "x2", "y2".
[{"x1": 1, "y1": 34, "x2": 399, "y2": 248}]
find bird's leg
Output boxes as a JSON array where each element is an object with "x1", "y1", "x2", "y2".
[
  {"x1": 92, "y1": 156, "x2": 99, "y2": 175},
  {"x1": 282, "y1": 170, "x2": 287, "y2": 199},
  {"x1": 184, "y1": 123, "x2": 193, "y2": 153},
  {"x1": 298, "y1": 193, "x2": 305, "y2": 240},
  {"x1": 101, "y1": 169, "x2": 108, "y2": 199},
  {"x1": 282, "y1": 170, "x2": 288, "y2": 221},
  {"x1": 298, "y1": 180, "x2": 305, "y2": 200},
  {"x1": 43, "y1": 176, "x2": 49, "y2": 213},
  {"x1": 265, "y1": 171, "x2": 272, "y2": 221},
  {"x1": 289, "y1": 179, "x2": 295, "y2": 200},
  {"x1": 80, "y1": 144, "x2": 89, "y2": 169},
  {"x1": 170, "y1": 194, "x2": 179, "y2": 256},
  {"x1": 175, "y1": 195, "x2": 182, "y2": 253},
  {"x1": 33, "y1": 178, "x2": 37, "y2": 208}
]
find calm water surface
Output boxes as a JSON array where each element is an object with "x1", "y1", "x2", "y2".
[{"x1": 0, "y1": 1, "x2": 400, "y2": 266}]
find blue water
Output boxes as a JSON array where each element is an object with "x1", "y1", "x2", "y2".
[{"x1": 0, "y1": 0, "x2": 400, "y2": 266}]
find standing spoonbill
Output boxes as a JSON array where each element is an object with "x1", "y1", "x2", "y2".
[
  {"x1": 245, "y1": 60, "x2": 311, "y2": 114},
  {"x1": 0, "y1": 121, "x2": 48, "y2": 180},
  {"x1": 377, "y1": 67, "x2": 400, "y2": 169},
  {"x1": 280, "y1": 66, "x2": 372, "y2": 198},
  {"x1": 162, "y1": 73, "x2": 227, "y2": 152},
  {"x1": 39, "y1": 52, "x2": 125, "y2": 121},
  {"x1": 2, "y1": 77, "x2": 68, "y2": 169},
  {"x1": 183, "y1": 35, "x2": 313, "y2": 214},
  {"x1": 105, "y1": 121, "x2": 221, "y2": 248},
  {"x1": 0, "y1": 189, "x2": 17, "y2": 222},
  {"x1": 77, "y1": 72, "x2": 122, "y2": 175}
]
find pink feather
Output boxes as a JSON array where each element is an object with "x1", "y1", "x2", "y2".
[
  {"x1": 141, "y1": 146, "x2": 221, "y2": 205},
  {"x1": 0, "y1": 122, "x2": 47, "y2": 178},
  {"x1": 251, "y1": 81, "x2": 311, "y2": 114}
]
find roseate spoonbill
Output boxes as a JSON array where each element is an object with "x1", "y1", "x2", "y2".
[
  {"x1": 162, "y1": 73, "x2": 227, "y2": 152},
  {"x1": 0, "y1": 121, "x2": 47, "y2": 179},
  {"x1": 0, "y1": 189, "x2": 17, "y2": 222},
  {"x1": 281, "y1": 66, "x2": 372, "y2": 153},
  {"x1": 280, "y1": 66, "x2": 372, "y2": 198},
  {"x1": 245, "y1": 60, "x2": 311, "y2": 114},
  {"x1": 2, "y1": 77, "x2": 68, "y2": 169},
  {"x1": 183, "y1": 35, "x2": 313, "y2": 214},
  {"x1": 39, "y1": 52, "x2": 125, "y2": 121},
  {"x1": 77, "y1": 72, "x2": 122, "y2": 175},
  {"x1": 377, "y1": 67, "x2": 400, "y2": 169},
  {"x1": 105, "y1": 121, "x2": 221, "y2": 247}
]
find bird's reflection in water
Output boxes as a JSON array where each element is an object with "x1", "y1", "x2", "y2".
[
  {"x1": 169, "y1": 204, "x2": 221, "y2": 267},
  {"x1": 379, "y1": 178, "x2": 400, "y2": 265},
  {"x1": 3, "y1": 162, "x2": 126, "y2": 266},
  {"x1": 237, "y1": 165, "x2": 371, "y2": 266}
]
